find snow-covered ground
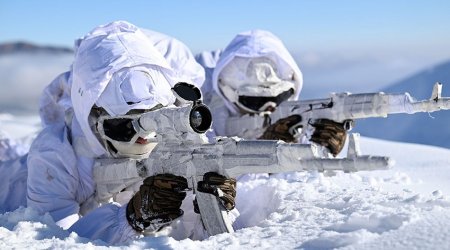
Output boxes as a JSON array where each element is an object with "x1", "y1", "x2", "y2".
[{"x1": 0, "y1": 114, "x2": 449, "y2": 249}]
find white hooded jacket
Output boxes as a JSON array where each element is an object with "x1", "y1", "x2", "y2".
[
  {"x1": 196, "y1": 30, "x2": 303, "y2": 139},
  {"x1": 24, "y1": 21, "x2": 206, "y2": 244}
]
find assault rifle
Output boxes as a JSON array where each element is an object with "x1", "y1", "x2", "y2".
[
  {"x1": 225, "y1": 82, "x2": 450, "y2": 142},
  {"x1": 133, "y1": 83, "x2": 395, "y2": 236}
]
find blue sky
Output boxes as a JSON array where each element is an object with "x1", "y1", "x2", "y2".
[
  {"x1": 1, "y1": 0, "x2": 450, "y2": 54},
  {"x1": 1, "y1": 0, "x2": 450, "y2": 96}
]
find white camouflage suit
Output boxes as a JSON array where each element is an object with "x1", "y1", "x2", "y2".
[
  {"x1": 195, "y1": 30, "x2": 303, "y2": 140},
  {"x1": 0, "y1": 21, "x2": 211, "y2": 244}
]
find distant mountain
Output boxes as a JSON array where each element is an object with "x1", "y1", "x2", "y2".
[
  {"x1": 353, "y1": 60, "x2": 450, "y2": 148},
  {"x1": 0, "y1": 41, "x2": 73, "y2": 55}
]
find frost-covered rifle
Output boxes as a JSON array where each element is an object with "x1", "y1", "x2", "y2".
[
  {"x1": 226, "y1": 82, "x2": 450, "y2": 141},
  {"x1": 133, "y1": 83, "x2": 392, "y2": 236}
]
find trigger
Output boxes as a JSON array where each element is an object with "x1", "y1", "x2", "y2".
[
  {"x1": 343, "y1": 120, "x2": 354, "y2": 131},
  {"x1": 289, "y1": 123, "x2": 303, "y2": 138}
]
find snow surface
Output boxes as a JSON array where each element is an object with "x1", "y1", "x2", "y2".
[
  {"x1": 0, "y1": 115, "x2": 449, "y2": 249},
  {"x1": 1, "y1": 51, "x2": 449, "y2": 249}
]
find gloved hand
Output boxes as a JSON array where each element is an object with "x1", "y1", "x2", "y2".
[
  {"x1": 195, "y1": 172, "x2": 237, "y2": 212},
  {"x1": 310, "y1": 119, "x2": 349, "y2": 156},
  {"x1": 258, "y1": 115, "x2": 302, "y2": 143},
  {"x1": 126, "y1": 174, "x2": 189, "y2": 232}
]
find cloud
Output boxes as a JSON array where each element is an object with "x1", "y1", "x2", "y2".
[
  {"x1": 0, "y1": 53, "x2": 73, "y2": 114},
  {"x1": 293, "y1": 50, "x2": 448, "y2": 98}
]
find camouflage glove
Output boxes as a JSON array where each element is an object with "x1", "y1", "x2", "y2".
[
  {"x1": 258, "y1": 115, "x2": 302, "y2": 143},
  {"x1": 310, "y1": 119, "x2": 348, "y2": 156},
  {"x1": 195, "y1": 172, "x2": 237, "y2": 212},
  {"x1": 126, "y1": 174, "x2": 189, "y2": 232}
]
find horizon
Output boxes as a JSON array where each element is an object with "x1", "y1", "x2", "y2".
[{"x1": 2, "y1": 1, "x2": 450, "y2": 111}]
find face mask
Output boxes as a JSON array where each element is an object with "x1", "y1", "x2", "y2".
[
  {"x1": 218, "y1": 56, "x2": 295, "y2": 113},
  {"x1": 237, "y1": 88, "x2": 294, "y2": 113}
]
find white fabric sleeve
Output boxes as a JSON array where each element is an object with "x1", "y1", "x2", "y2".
[
  {"x1": 27, "y1": 125, "x2": 138, "y2": 244},
  {"x1": 68, "y1": 203, "x2": 138, "y2": 244},
  {"x1": 0, "y1": 154, "x2": 28, "y2": 212},
  {"x1": 39, "y1": 71, "x2": 72, "y2": 127},
  {"x1": 27, "y1": 124, "x2": 80, "y2": 224}
]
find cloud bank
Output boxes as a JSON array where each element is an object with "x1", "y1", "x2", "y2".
[{"x1": 0, "y1": 52, "x2": 73, "y2": 114}]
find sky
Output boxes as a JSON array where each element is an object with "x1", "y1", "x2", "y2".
[
  {"x1": 1, "y1": 0, "x2": 450, "y2": 55},
  {"x1": 1, "y1": 0, "x2": 450, "y2": 100}
]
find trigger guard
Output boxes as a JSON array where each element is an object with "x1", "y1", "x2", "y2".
[
  {"x1": 343, "y1": 120, "x2": 354, "y2": 131},
  {"x1": 288, "y1": 122, "x2": 303, "y2": 138}
]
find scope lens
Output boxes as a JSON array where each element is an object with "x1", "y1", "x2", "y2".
[
  {"x1": 189, "y1": 104, "x2": 212, "y2": 133},
  {"x1": 190, "y1": 110, "x2": 203, "y2": 128}
]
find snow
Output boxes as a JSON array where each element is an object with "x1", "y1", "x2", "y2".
[
  {"x1": 1, "y1": 114, "x2": 449, "y2": 249},
  {"x1": 1, "y1": 50, "x2": 449, "y2": 249}
]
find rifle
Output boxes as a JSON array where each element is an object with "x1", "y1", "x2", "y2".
[
  {"x1": 225, "y1": 82, "x2": 450, "y2": 141},
  {"x1": 132, "y1": 83, "x2": 393, "y2": 236}
]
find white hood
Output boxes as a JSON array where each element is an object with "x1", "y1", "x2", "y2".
[
  {"x1": 70, "y1": 21, "x2": 179, "y2": 156},
  {"x1": 40, "y1": 26, "x2": 204, "y2": 130},
  {"x1": 141, "y1": 29, "x2": 205, "y2": 88},
  {"x1": 212, "y1": 30, "x2": 303, "y2": 114}
]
